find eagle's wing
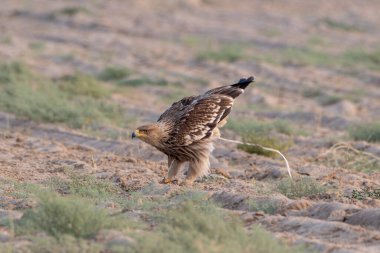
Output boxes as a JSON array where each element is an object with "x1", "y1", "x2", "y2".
[
  {"x1": 157, "y1": 95, "x2": 197, "y2": 122},
  {"x1": 164, "y1": 94, "x2": 234, "y2": 146}
]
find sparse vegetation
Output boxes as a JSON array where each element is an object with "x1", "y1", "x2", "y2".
[
  {"x1": 29, "y1": 41, "x2": 45, "y2": 51},
  {"x1": 349, "y1": 122, "x2": 380, "y2": 143},
  {"x1": 351, "y1": 187, "x2": 380, "y2": 200},
  {"x1": 317, "y1": 94, "x2": 342, "y2": 106},
  {"x1": 318, "y1": 142, "x2": 380, "y2": 173},
  {"x1": 277, "y1": 177, "x2": 327, "y2": 199},
  {"x1": 117, "y1": 76, "x2": 170, "y2": 87},
  {"x1": 98, "y1": 66, "x2": 132, "y2": 82},
  {"x1": 248, "y1": 199, "x2": 279, "y2": 215},
  {"x1": 128, "y1": 200, "x2": 305, "y2": 253},
  {"x1": 343, "y1": 48, "x2": 380, "y2": 70},
  {"x1": 321, "y1": 18, "x2": 366, "y2": 32},
  {"x1": 2, "y1": 179, "x2": 306, "y2": 253},
  {"x1": 59, "y1": 72, "x2": 109, "y2": 98},
  {"x1": 227, "y1": 119, "x2": 293, "y2": 157},
  {"x1": 57, "y1": 6, "x2": 89, "y2": 17},
  {"x1": 197, "y1": 43, "x2": 245, "y2": 62},
  {"x1": 302, "y1": 87, "x2": 324, "y2": 98},
  {"x1": 0, "y1": 62, "x2": 124, "y2": 129},
  {"x1": 47, "y1": 171, "x2": 120, "y2": 202},
  {"x1": 27, "y1": 235, "x2": 103, "y2": 253},
  {"x1": 15, "y1": 193, "x2": 122, "y2": 238}
]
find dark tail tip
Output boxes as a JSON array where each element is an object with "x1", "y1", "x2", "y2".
[{"x1": 232, "y1": 76, "x2": 255, "y2": 89}]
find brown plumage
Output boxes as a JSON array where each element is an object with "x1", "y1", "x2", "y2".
[{"x1": 132, "y1": 76, "x2": 254, "y2": 185}]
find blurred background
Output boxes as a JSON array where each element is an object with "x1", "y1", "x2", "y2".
[
  {"x1": 1, "y1": 0, "x2": 379, "y2": 139},
  {"x1": 1, "y1": 1, "x2": 380, "y2": 252}
]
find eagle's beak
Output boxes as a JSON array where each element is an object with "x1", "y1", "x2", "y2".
[{"x1": 131, "y1": 130, "x2": 139, "y2": 139}]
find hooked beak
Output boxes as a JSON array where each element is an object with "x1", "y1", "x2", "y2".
[{"x1": 131, "y1": 130, "x2": 139, "y2": 139}]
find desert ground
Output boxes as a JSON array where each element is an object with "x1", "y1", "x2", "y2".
[{"x1": 0, "y1": 0, "x2": 380, "y2": 252}]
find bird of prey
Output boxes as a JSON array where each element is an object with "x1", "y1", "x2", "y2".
[{"x1": 132, "y1": 76, "x2": 254, "y2": 186}]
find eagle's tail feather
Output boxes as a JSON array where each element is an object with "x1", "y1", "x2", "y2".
[
  {"x1": 231, "y1": 76, "x2": 255, "y2": 90},
  {"x1": 204, "y1": 76, "x2": 255, "y2": 99}
]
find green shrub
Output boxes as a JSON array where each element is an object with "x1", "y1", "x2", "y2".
[
  {"x1": 317, "y1": 94, "x2": 342, "y2": 106},
  {"x1": 117, "y1": 77, "x2": 169, "y2": 87},
  {"x1": 58, "y1": 6, "x2": 89, "y2": 16},
  {"x1": 239, "y1": 135, "x2": 292, "y2": 158},
  {"x1": 0, "y1": 62, "x2": 123, "y2": 129},
  {"x1": 351, "y1": 187, "x2": 380, "y2": 200},
  {"x1": 98, "y1": 66, "x2": 131, "y2": 82},
  {"x1": 197, "y1": 43, "x2": 245, "y2": 62},
  {"x1": 128, "y1": 201, "x2": 305, "y2": 253},
  {"x1": 302, "y1": 88, "x2": 323, "y2": 98},
  {"x1": 342, "y1": 48, "x2": 380, "y2": 70},
  {"x1": 59, "y1": 73, "x2": 109, "y2": 98},
  {"x1": 16, "y1": 193, "x2": 121, "y2": 238},
  {"x1": 321, "y1": 18, "x2": 366, "y2": 32},
  {"x1": 277, "y1": 177, "x2": 326, "y2": 199},
  {"x1": 27, "y1": 234, "x2": 103, "y2": 253},
  {"x1": 227, "y1": 120, "x2": 293, "y2": 157},
  {"x1": 349, "y1": 122, "x2": 380, "y2": 143},
  {"x1": 0, "y1": 61, "x2": 32, "y2": 83},
  {"x1": 248, "y1": 199, "x2": 279, "y2": 215},
  {"x1": 48, "y1": 172, "x2": 120, "y2": 201}
]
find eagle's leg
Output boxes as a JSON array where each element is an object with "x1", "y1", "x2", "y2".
[
  {"x1": 181, "y1": 156, "x2": 210, "y2": 186},
  {"x1": 161, "y1": 157, "x2": 184, "y2": 184}
]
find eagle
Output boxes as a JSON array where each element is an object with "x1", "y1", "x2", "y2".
[{"x1": 132, "y1": 76, "x2": 254, "y2": 186}]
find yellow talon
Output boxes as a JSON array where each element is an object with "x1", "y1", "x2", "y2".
[{"x1": 160, "y1": 178, "x2": 178, "y2": 184}]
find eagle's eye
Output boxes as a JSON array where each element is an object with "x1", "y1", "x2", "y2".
[{"x1": 140, "y1": 129, "x2": 148, "y2": 134}]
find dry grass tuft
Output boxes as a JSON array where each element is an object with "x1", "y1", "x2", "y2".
[{"x1": 317, "y1": 142, "x2": 380, "y2": 173}]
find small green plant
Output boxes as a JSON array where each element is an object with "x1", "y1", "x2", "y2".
[
  {"x1": 98, "y1": 66, "x2": 132, "y2": 82},
  {"x1": 279, "y1": 48, "x2": 332, "y2": 67},
  {"x1": 58, "y1": 6, "x2": 89, "y2": 16},
  {"x1": 197, "y1": 43, "x2": 245, "y2": 62},
  {"x1": 128, "y1": 201, "x2": 305, "y2": 253},
  {"x1": 0, "y1": 62, "x2": 124, "y2": 129},
  {"x1": 59, "y1": 73, "x2": 109, "y2": 98},
  {"x1": 248, "y1": 199, "x2": 279, "y2": 215},
  {"x1": 317, "y1": 94, "x2": 342, "y2": 106},
  {"x1": 27, "y1": 234, "x2": 103, "y2": 253},
  {"x1": 47, "y1": 171, "x2": 120, "y2": 201},
  {"x1": 321, "y1": 18, "x2": 366, "y2": 32},
  {"x1": 277, "y1": 177, "x2": 326, "y2": 199},
  {"x1": 302, "y1": 88, "x2": 323, "y2": 98},
  {"x1": 227, "y1": 119, "x2": 294, "y2": 136},
  {"x1": 351, "y1": 187, "x2": 380, "y2": 200},
  {"x1": 227, "y1": 120, "x2": 293, "y2": 157},
  {"x1": 117, "y1": 77, "x2": 169, "y2": 87},
  {"x1": 260, "y1": 27, "x2": 282, "y2": 38},
  {"x1": 15, "y1": 193, "x2": 122, "y2": 238},
  {"x1": 239, "y1": 135, "x2": 292, "y2": 157},
  {"x1": 343, "y1": 48, "x2": 380, "y2": 70},
  {"x1": 0, "y1": 61, "x2": 32, "y2": 83},
  {"x1": 29, "y1": 42, "x2": 45, "y2": 51},
  {"x1": 0, "y1": 36, "x2": 12, "y2": 44},
  {"x1": 349, "y1": 122, "x2": 380, "y2": 143},
  {"x1": 308, "y1": 36, "x2": 327, "y2": 47}
]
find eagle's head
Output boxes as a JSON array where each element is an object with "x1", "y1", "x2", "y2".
[{"x1": 132, "y1": 124, "x2": 166, "y2": 147}]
